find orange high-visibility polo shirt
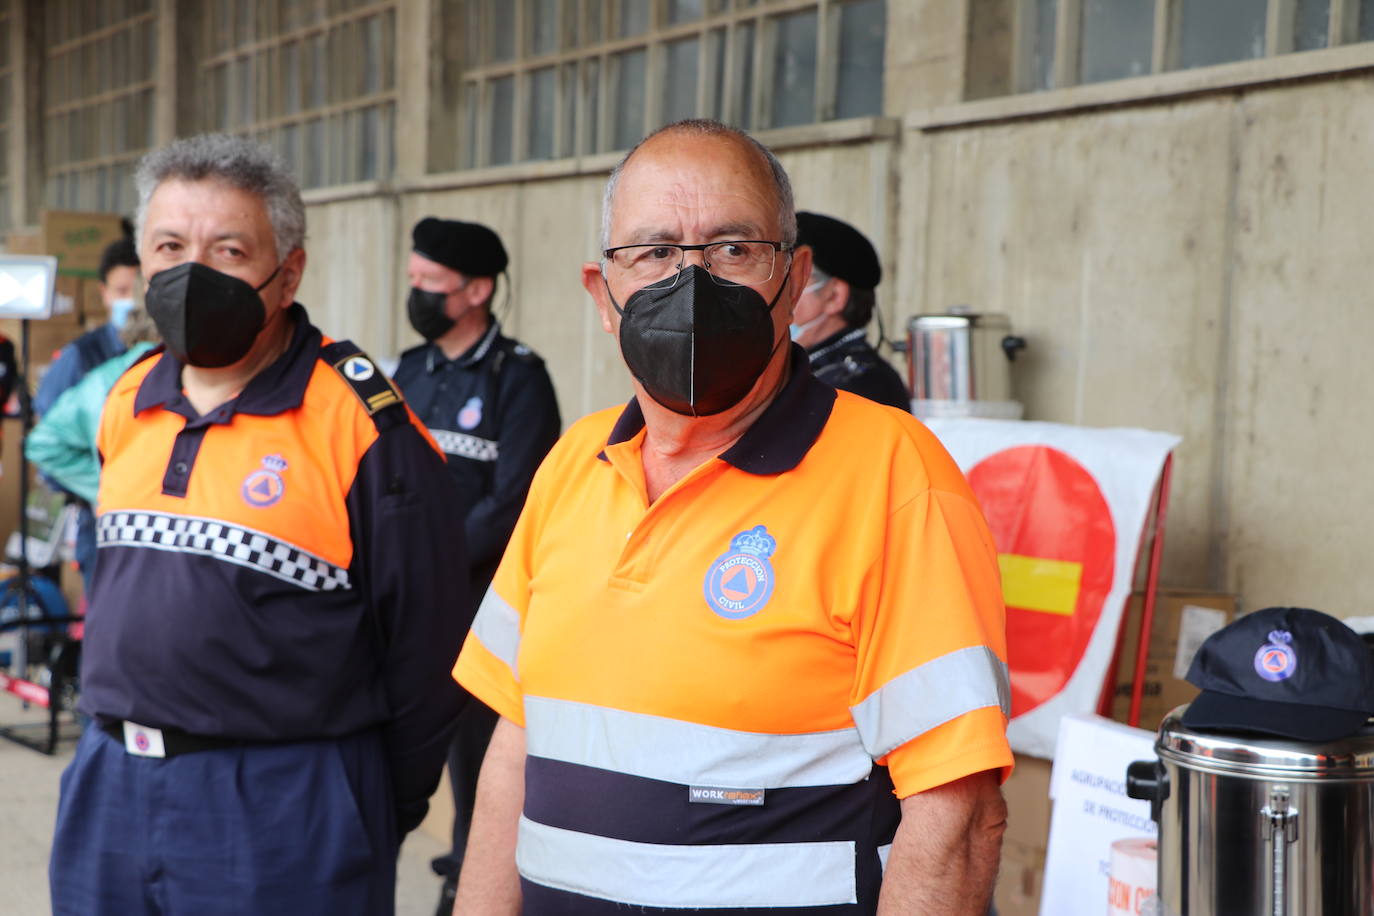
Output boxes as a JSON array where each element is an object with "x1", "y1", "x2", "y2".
[{"x1": 454, "y1": 352, "x2": 1011, "y2": 912}]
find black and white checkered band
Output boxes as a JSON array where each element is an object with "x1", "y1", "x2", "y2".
[
  {"x1": 97, "y1": 511, "x2": 352, "y2": 592},
  {"x1": 429, "y1": 428, "x2": 500, "y2": 462}
]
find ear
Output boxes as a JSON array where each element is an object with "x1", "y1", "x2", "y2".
[
  {"x1": 464, "y1": 275, "x2": 496, "y2": 308},
  {"x1": 581, "y1": 261, "x2": 618, "y2": 335},
  {"x1": 821, "y1": 277, "x2": 850, "y2": 318},
  {"x1": 781, "y1": 244, "x2": 814, "y2": 323},
  {"x1": 278, "y1": 248, "x2": 307, "y2": 310}
]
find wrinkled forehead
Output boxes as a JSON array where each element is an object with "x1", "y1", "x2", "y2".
[
  {"x1": 609, "y1": 133, "x2": 781, "y2": 243},
  {"x1": 145, "y1": 177, "x2": 272, "y2": 231}
]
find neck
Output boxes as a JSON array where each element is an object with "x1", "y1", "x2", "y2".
[
  {"x1": 181, "y1": 310, "x2": 295, "y2": 416},
  {"x1": 802, "y1": 317, "x2": 854, "y2": 350},
  {"x1": 638, "y1": 345, "x2": 791, "y2": 501},
  {"x1": 434, "y1": 309, "x2": 492, "y2": 361}
]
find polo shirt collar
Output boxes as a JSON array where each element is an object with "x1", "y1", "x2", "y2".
[
  {"x1": 134, "y1": 303, "x2": 321, "y2": 425},
  {"x1": 425, "y1": 318, "x2": 500, "y2": 373},
  {"x1": 600, "y1": 343, "x2": 836, "y2": 476}
]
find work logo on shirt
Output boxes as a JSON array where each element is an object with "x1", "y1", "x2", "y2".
[
  {"x1": 703, "y1": 525, "x2": 776, "y2": 620},
  {"x1": 241, "y1": 454, "x2": 288, "y2": 508},
  {"x1": 458, "y1": 396, "x2": 483, "y2": 430}
]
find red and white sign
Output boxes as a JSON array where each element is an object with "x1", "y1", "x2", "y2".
[{"x1": 926, "y1": 418, "x2": 1179, "y2": 757}]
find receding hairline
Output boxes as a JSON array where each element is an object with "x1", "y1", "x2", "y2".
[{"x1": 601, "y1": 120, "x2": 796, "y2": 249}]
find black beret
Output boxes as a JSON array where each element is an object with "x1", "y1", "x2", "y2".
[
  {"x1": 411, "y1": 217, "x2": 508, "y2": 276},
  {"x1": 796, "y1": 211, "x2": 881, "y2": 290}
]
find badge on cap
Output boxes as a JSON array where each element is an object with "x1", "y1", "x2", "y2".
[{"x1": 1254, "y1": 629, "x2": 1297, "y2": 682}]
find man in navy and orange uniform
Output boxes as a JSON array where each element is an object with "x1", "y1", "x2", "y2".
[
  {"x1": 48, "y1": 134, "x2": 470, "y2": 916},
  {"x1": 452, "y1": 120, "x2": 1012, "y2": 913},
  {"x1": 790, "y1": 211, "x2": 909, "y2": 411},
  {"x1": 392, "y1": 217, "x2": 559, "y2": 913}
]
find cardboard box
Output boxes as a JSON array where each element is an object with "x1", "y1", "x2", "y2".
[
  {"x1": 996, "y1": 753, "x2": 1053, "y2": 916},
  {"x1": 40, "y1": 210, "x2": 126, "y2": 279},
  {"x1": 1111, "y1": 590, "x2": 1237, "y2": 731}
]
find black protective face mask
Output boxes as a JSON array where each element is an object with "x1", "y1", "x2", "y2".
[
  {"x1": 145, "y1": 261, "x2": 281, "y2": 368},
  {"x1": 611, "y1": 264, "x2": 789, "y2": 416},
  {"x1": 407, "y1": 287, "x2": 456, "y2": 342}
]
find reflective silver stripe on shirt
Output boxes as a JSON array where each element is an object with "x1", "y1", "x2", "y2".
[
  {"x1": 524, "y1": 695, "x2": 873, "y2": 789},
  {"x1": 96, "y1": 510, "x2": 351, "y2": 592},
  {"x1": 516, "y1": 815, "x2": 858, "y2": 908},
  {"x1": 878, "y1": 843, "x2": 892, "y2": 872},
  {"x1": 850, "y1": 645, "x2": 1011, "y2": 759},
  {"x1": 470, "y1": 588, "x2": 521, "y2": 676},
  {"x1": 429, "y1": 428, "x2": 499, "y2": 462}
]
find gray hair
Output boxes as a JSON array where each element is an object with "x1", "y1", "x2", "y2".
[
  {"x1": 134, "y1": 133, "x2": 306, "y2": 261},
  {"x1": 599, "y1": 119, "x2": 797, "y2": 252}
]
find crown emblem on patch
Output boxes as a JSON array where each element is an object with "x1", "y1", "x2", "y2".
[
  {"x1": 262, "y1": 454, "x2": 289, "y2": 472},
  {"x1": 1268, "y1": 630, "x2": 1292, "y2": 645},
  {"x1": 730, "y1": 526, "x2": 775, "y2": 559}
]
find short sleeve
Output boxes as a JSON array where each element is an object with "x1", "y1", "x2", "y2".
[{"x1": 848, "y1": 487, "x2": 1014, "y2": 797}]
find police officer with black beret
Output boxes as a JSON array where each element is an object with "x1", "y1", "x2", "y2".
[
  {"x1": 792, "y1": 211, "x2": 910, "y2": 411},
  {"x1": 391, "y1": 217, "x2": 560, "y2": 912}
]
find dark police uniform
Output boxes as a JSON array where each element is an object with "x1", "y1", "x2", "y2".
[
  {"x1": 51, "y1": 306, "x2": 470, "y2": 916},
  {"x1": 806, "y1": 326, "x2": 911, "y2": 412},
  {"x1": 393, "y1": 316, "x2": 559, "y2": 892}
]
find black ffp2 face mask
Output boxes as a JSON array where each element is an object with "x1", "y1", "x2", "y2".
[
  {"x1": 407, "y1": 287, "x2": 456, "y2": 342},
  {"x1": 612, "y1": 264, "x2": 789, "y2": 416},
  {"x1": 145, "y1": 261, "x2": 281, "y2": 368}
]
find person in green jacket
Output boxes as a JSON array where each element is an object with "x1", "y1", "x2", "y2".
[{"x1": 26, "y1": 311, "x2": 159, "y2": 592}]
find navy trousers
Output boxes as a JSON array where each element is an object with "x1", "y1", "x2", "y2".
[{"x1": 50, "y1": 725, "x2": 397, "y2": 915}]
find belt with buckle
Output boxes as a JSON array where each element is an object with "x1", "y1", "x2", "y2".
[{"x1": 99, "y1": 719, "x2": 249, "y2": 759}]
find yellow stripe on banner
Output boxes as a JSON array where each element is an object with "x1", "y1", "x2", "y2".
[{"x1": 999, "y1": 554, "x2": 1083, "y2": 616}]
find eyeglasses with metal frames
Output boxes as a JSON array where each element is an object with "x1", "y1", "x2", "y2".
[{"x1": 601, "y1": 240, "x2": 792, "y2": 287}]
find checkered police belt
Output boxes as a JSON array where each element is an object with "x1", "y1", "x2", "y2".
[
  {"x1": 429, "y1": 428, "x2": 500, "y2": 462},
  {"x1": 97, "y1": 511, "x2": 352, "y2": 592}
]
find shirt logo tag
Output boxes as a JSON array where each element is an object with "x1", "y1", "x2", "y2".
[
  {"x1": 122, "y1": 721, "x2": 166, "y2": 758},
  {"x1": 703, "y1": 525, "x2": 776, "y2": 620},
  {"x1": 458, "y1": 396, "x2": 483, "y2": 430},
  {"x1": 342, "y1": 356, "x2": 375, "y2": 382},
  {"x1": 241, "y1": 454, "x2": 288, "y2": 508},
  {"x1": 688, "y1": 785, "x2": 766, "y2": 806},
  {"x1": 1254, "y1": 629, "x2": 1298, "y2": 682}
]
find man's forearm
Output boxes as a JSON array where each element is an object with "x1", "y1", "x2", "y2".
[
  {"x1": 454, "y1": 716, "x2": 526, "y2": 914},
  {"x1": 877, "y1": 769, "x2": 1007, "y2": 915}
]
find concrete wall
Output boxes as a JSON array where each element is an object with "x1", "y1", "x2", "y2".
[{"x1": 905, "y1": 74, "x2": 1374, "y2": 615}]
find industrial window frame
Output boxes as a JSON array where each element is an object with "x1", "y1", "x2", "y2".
[
  {"x1": 1012, "y1": 0, "x2": 1369, "y2": 93},
  {"x1": 198, "y1": 0, "x2": 399, "y2": 190},
  {"x1": 452, "y1": 0, "x2": 886, "y2": 170}
]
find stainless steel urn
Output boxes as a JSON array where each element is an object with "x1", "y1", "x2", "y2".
[
  {"x1": 905, "y1": 307, "x2": 1025, "y2": 402},
  {"x1": 1127, "y1": 706, "x2": 1374, "y2": 916}
]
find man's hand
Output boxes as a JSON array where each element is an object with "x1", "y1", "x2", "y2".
[
  {"x1": 878, "y1": 769, "x2": 1007, "y2": 915},
  {"x1": 453, "y1": 716, "x2": 526, "y2": 914}
]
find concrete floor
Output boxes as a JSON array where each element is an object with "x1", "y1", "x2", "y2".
[{"x1": 0, "y1": 704, "x2": 451, "y2": 916}]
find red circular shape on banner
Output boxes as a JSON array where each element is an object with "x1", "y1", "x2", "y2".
[{"x1": 968, "y1": 446, "x2": 1116, "y2": 718}]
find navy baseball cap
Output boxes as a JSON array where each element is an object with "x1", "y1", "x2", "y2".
[{"x1": 1182, "y1": 607, "x2": 1374, "y2": 742}]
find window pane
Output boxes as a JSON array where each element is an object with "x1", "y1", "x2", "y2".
[
  {"x1": 490, "y1": 74, "x2": 516, "y2": 164},
  {"x1": 1079, "y1": 0, "x2": 1154, "y2": 84},
  {"x1": 585, "y1": 0, "x2": 604, "y2": 42},
  {"x1": 492, "y1": 0, "x2": 516, "y2": 62},
  {"x1": 770, "y1": 10, "x2": 817, "y2": 128},
  {"x1": 1293, "y1": 0, "x2": 1329, "y2": 51},
  {"x1": 583, "y1": 57, "x2": 600, "y2": 153},
  {"x1": 283, "y1": 42, "x2": 302, "y2": 114},
  {"x1": 530, "y1": 0, "x2": 558, "y2": 55},
  {"x1": 1177, "y1": 0, "x2": 1266, "y2": 69},
  {"x1": 559, "y1": 63, "x2": 576, "y2": 158},
  {"x1": 363, "y1": 14, "x2": 383, "y2": 94},
  {"x1": 464, "y1": 0, "x2": 482, "y2": 64},
  {"x1": 528, "y1": 65, "x2": 556, "y2": 160},
  {"x1": 610, "y1": 47, "x2": 646, "y2": 149},
  {"x1": 1021, "y1": 0, "x2": 1056, "y2": 90},
  {"x1": 707, "y1": 28, "x2": 726, "y2": 120},
  {"x1": 835, "y1": 0, "x2": 884, "y2": 118},
  {"x1": 617, "y1": 0, "x2": 650, "y2": 37},
  {"x1": 667, "y1": 0, "x2": 705, "y2": 24},
  {"x1": 734, "y1": 21, "x2": 755, "y2": 129},
  {"x1": 464, "y1": 82, "x2": 480, "y2": 167},
  {"x1": 662, "y1": 37, "x2": 699, "y2": 125},
  {"x1": 1361, "y1": 0, "x2": 1374, "y2": 41}
]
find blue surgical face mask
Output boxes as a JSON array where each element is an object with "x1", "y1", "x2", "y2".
[
  {"x1": 109, "y1": 297, "x2": 137, "y2": 330},
  {"x1": 789, "y1": 279, "x2": 829, "y2": 340}
]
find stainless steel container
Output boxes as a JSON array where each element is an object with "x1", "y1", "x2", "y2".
[
  {"x1": 906, "y1": 308, "x2": 1025, "y2": 402},
  {"x1": 1127, "y1": 707, "x2": 1374, "y2": 916}
]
